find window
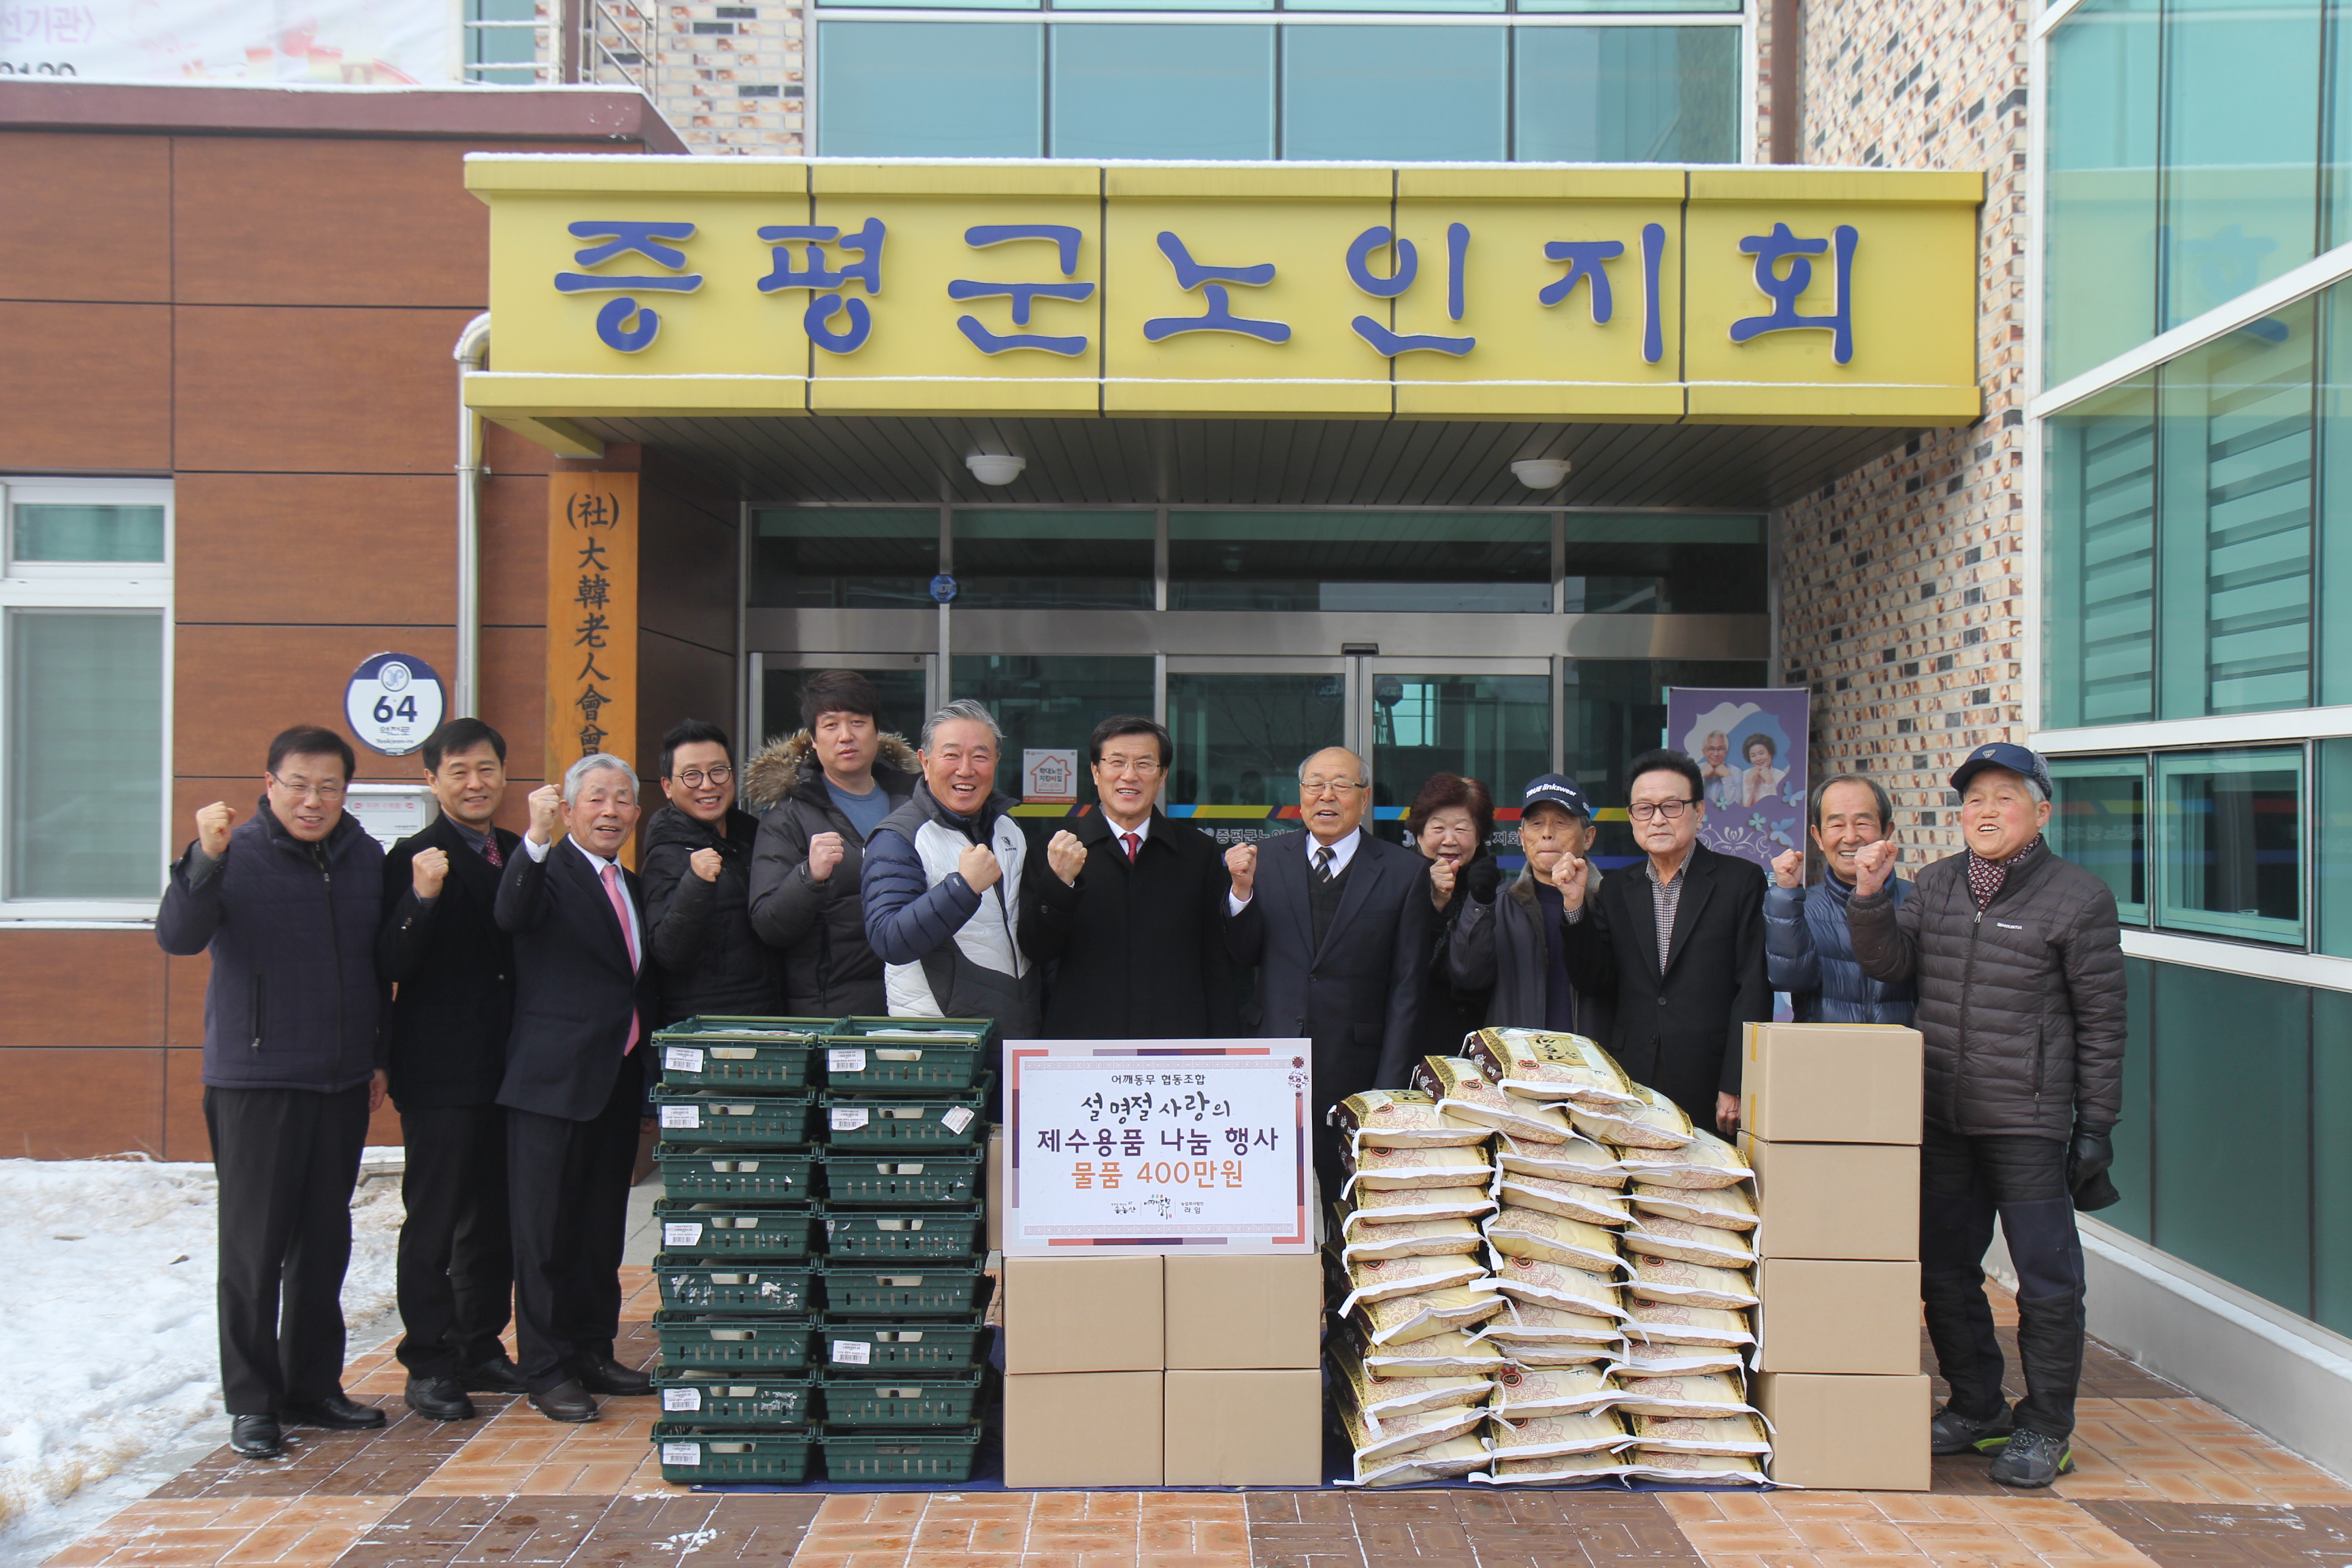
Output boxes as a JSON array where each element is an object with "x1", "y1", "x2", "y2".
[
  {"x1": 2043, "y1": 0, "x2": 2159, "y2": 386},
  {"x1": 0, "y1": 479, "x2": 172, "y2": 915},
  {"x1": 1167, "y1": 511, "x2": 1550, "y2": 612},
  {"x1": 2048, "y1": 756, "x2": 2149, "y2": 922},
  {"x1": 816, "y1": 24, "x2": 1045, "y2": 155},
  {"x1": 751, "y1": 508, "x2": 940, "y2": 609},
  {"x1": 1051, "y1": 25, "x2": 1276, "y2": 157},
  {"x1": 949, "y1": 510, "x2": 1154, "y2": 609},
  {"x1": 2315, "y1": 737, "x2": 2352, "y2": 958},
  {"x1": 2042, "y1": 377, "x2": 2155, "y2": 728},
  {"x1": 1281, "y1": 27, "x2": 1507, "y2": 159},
  {"x1": 1514, "y1": 24, "x2": 1740, "y2": 162},
  {"x1": 2154, "y1": 747, "x2": 2302, "y2": 944},
  {"x1": 1561, "y1": 514, "x2": 1766, "y2": 615}
]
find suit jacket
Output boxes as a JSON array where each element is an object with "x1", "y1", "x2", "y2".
[
  {"x1": 378, "y1": 815, "x2": 523, "y2": 1109},
  {"x1": 1224, "y1": 828, "x2": 1430, "y2": 1109},
  {"x1": 493, "y1": 835, "x2": 659, "y2": 1122},
  {"x1": 1558, "y1": 841, "x2": 1770, "y2": 1126},
  {"x1": 1027, "y1": 808, "x2": 1243, "y2": 1040}
]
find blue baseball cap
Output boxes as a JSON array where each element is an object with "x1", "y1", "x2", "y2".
[
  {"x1": 1521, "y1": 774, "x2": 1592, "y2": 818},
  {"x1": 1950, "y1": 742, "x2": 2051, "y2": 798}
]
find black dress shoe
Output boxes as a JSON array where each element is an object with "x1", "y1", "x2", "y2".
[
  {"x1": 572, "y1": 1354, "x2": 653, "y2": 1396},
  {"x1": 404, "y1": 1375, "x2": 477, "y2": 1423},
  {"x1": 229, "y1": 1415, "x2": 282, "y2": 1459},
  {"x1": 528, "y1": 1379, "x2": 600, "y2": 1423},
  {"x1": 280, "y1": 1392, "x2": 388, "y2": 1430},
  {"x1": 463, "y1": 1355, "x2": 528, "y2": 1395}
]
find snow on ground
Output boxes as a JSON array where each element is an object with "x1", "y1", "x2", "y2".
[{"x1": 0, "y1": 1156, "x2": 404, "y2": 1532}]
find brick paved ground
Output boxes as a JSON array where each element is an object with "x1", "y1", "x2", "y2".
[{"x1": 42, "y1": 1270, "x2": 2352, "y2": 1568}]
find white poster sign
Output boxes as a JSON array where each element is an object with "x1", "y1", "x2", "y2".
[
  {"x1": 2, "y1": 0, "x2": 456, "y2": 84},
  {"x1": 1003, "y1": 1040, "x2": 1312, "y2": 1254},
  {"x1": 1022, "y1": 748, "x2": 1078, "y2": 804}
]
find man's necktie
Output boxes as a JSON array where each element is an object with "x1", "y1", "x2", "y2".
[
  {"x1": 1313, "y1": 845, "x2": 1335, "y2": 883},
  {"x1": 482, "y1": 836, "x2": 502, "y2": 869},
  {"x1": 602, "y1": 862, "x2": 641, "y2": 1054},
  {"x1": 1122, "y1": 832, "x2": 1140, "y2": 864}
]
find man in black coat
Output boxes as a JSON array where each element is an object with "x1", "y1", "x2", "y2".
[
  {"x1": 376, "y1": 718, "x2": 526, "y2": 1422},
  {"x1": 1222, "y1": 745, "x2": 1431, "y2": 1189},
  {"x1": 642, "y1": 719, "x2": 781, "y2": 1026},
  {"x1": 1028, "y1": 715, "x2": 1240, "y2": 1039},
  {"x1": 495, "y1": 753, "x2": 659, "y2": 1423},
  {"x1": 1556, "y1": 748, "x2": 1770, "y2": 1134},
  {"x1": 154, "y1": 725, "x2": 390, "y2": 1460}
]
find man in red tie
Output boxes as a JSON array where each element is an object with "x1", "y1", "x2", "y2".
[
  {"x1": 1026, "y1": 715, "x2": 1241, "y2": 1039},
  {"x1": 494, "y1": 753, "x2": 657, "y2": 1422}
]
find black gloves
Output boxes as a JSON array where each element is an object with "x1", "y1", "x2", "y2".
[{"x1": 2068, "y1": 1121, "x2": 2120, "y2": 1212}]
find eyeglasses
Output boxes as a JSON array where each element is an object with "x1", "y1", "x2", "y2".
[
  {"x1": 674, "y1": 766, "x2": 733, "y2": 788},
  {"x1": 1098, "y1": 756, "x2": 1162, "y2": 778},
  {"x1": 270, "y1": 774, "x2": 347, "y2": 803},
  {"x1": 1627, "y1": 798, "x2": 1699, "y2": 821},
  {"x1": 1301, "y1": 779, "x2": 1365, "y2": 798}
]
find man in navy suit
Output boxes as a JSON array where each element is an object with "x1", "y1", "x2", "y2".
[
  {"x1": 495, "y1": 753, "x2": 659, "y2": 1423},
  {"x1": 1223, "y1": 746, "x2": 1431, "y2": 1191}
]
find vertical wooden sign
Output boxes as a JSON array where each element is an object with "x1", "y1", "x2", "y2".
[{"x1": 546, "y1": 472, "x2": 639, "y2": 794}]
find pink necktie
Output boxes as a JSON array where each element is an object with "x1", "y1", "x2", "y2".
[
  {"x1": 602, "y1": 862, "x2": 641, "y2": 1054},
  {"x1": 1122, "y1": 832, "x2": 1140, "y2": 864}
]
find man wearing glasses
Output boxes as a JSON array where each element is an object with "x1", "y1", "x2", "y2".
[
  {"x1": 1027, "y1": 715, "x2": 1240, "y2": 1039},
  {"x1": 1554, "y1": 747, "x2": 1770, "y2": 1134},
  {"x1": 641, "y1": 719, "x2": 781, "y2": 1026},
  {"x1": 1223, "y1": 746, "x2": 1431, "y2": 1190},
  {"x1": 157, "y1": 725, "x2": 392, "y2": 1460}
]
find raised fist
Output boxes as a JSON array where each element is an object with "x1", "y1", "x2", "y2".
[
  {"x1": 526, "y1": 783, "x2": 565, "y2": 846},
  {"x1": 689, "y1": 847, "x2": 724, "y2": 883},
  {"x1": 1428, "y1": 855, "x2": 1457, "y2": 909},
  {"x1": 195, "y1": 801, "x2": 236, "y2": 860},
  {"x1": 1771, "y1": 848, "x2": 1805, "y2": 890},
  {"x1": 1554, "y1": 854, "x2": 1590, "y2": 911},
  {"x1": 412, "y1": 846, "x2": 450, "y2": 899},
  {"x1": 1852, "y1": 838, "x2": 1899, "y2": 898},
  {"x1": 1046, "y1": 830, "x2": 1087, "y2": 887},
  {"x1": 957, "y1": 842, "x2": 1002, "y2": 893},
  {"x1": 1224, "y1": 841, "x2": 1258, "y2": 901},
  {"x1": 806, "y1": 831, "x2": 846, "y2": 883}
]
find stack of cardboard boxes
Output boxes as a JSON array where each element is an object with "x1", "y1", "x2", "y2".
[
  {"x1": 1740, "y1": 1022, "x2": 1929, "y2": 1492},
  {"x1": 999, "y1": 1254, "x2": 1325, "y2": 1486}
]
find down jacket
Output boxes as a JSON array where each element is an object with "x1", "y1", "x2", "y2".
[
  {"x1": 743, "y1": 732, "x2": 921, "y2": 1015},
  {"x1": 641, "y1": 802, "x2": 781, "y2": 1026},
  {"x1": 1846, "y1": 838, "x2": 2125, "y2": 1141},
  {"x1": 1765, "y1": 871, "x2": 1916, "y2": 1025}
]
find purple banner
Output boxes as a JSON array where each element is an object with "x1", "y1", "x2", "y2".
[{"x1": 1665, "y1": 687, "x2": 1810, "y2": 875}]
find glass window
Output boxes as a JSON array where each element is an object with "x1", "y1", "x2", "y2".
[
  {"x1": 2327, "y1": 0, "x2": 2352, "y2": 249},
  {"x1": 2154, "y1": 747, "x2": 2303, "y2": 944},
  {"x1": 7, "y1": 610, "x2": 164, "y2": 901},
  {"x1": 2155, "y1": 302, "x2": 2315, "y2": 717},
  {"x1": 751, "y1": 508, "x2": 939, "y2": 610},
  {"x1": 464, "y1": 0, "x2": 542, "y2": 80},
  {"x1": 1370, "y1": 672, "x2": 1550, "y2": 817},
  {"x1": 950, "y1": 510, "x2": 1154, "y2": 610},
  {"x1": 10, "y1": 504, "x2": 166, "y2": 566},
  {"x1": 2315, "y1": 987, "x2": 2352, "y2": 1335},
  {"x1": 2315, "y1": 736, "x2": 2352, "y2": 958},
  {"x1": 762, "y1": 663, "x2": 931, "y2": 751},
  {"x1": 949, "y1": 654, "x2": 1156, "y2": 807},
  {"x1": 2108, "y1": 956, "x2": 2155, "y2": 1242},
  {"x1": 1561, "y1": 514, "x2": 1766, "y2": 615},
  {"x1": 1281, "y1": 27, "x2": 1507, "y2": 159},
  {"x1": 1050, "y1": 25, "x2": 1275, "y2": 157},
  {"x1": 1165, "y1": 671, "x2": 1346, "y2": 819},
  {"x1": 2048, "y1": 756, "x2": 2149, "y2": 922},
  {"x1": 2320, "y1": 278, "x2": 2352, "y2": 706},
  {"x1": 2160, "y1": 0, "x2": 2321, "y2": 330},
  {"x1": 2042, "y1": 377, "x2": 2156, "y2": 728},
  {"x1": 816, "y1": 23, "x2": 1043, "y2": 156},
  {"x1": 2043, "y1": 0, "x2": 2160, "y2": 385},
  {"x1": 1513, "y1": 25, "x2": 1739, "y2": 163},
  {"x1": 1168, "y1": 512, "x2": 1548, "y2": 612},
  {"x1": 1561, "y1": 659, "x2": 1767, "y2": 866}
]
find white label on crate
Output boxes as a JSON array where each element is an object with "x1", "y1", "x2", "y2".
[
  {"x1": 664, "y1": 1047, "x2": 705, "y2": 1073},
  {"x1": 662, "y1": 1222, "x2": 704, "y2": 1247},
  {"x1": 941, "y1": 1105, "x2": 975, "y2": 1134},
  {"x1": 830, "y1": 1339, "x2": 872, "y2": 1365},
  {"x1": 659, "y1": 1104, "x2": 702, "y2": 1130},
  {"x1": 830, "y1": 1108, "x2": 870, "y2": 1131},
  {"x1": 662, "y1": 1442, "x2": 702, "y2": 1466},
  {"x1": 663, "y1": 1387, "x2": 702, "y2": 1412},
  {"x1": 828, "y1": 1047, "x2": 868, "y2": 1073}
]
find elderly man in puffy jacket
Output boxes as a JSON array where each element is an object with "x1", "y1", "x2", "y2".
[
  {"x1": 1765, "y1": 772, "x2": 1915, "y2": 1024},
  {"x1": 1848, "y1": 742, "x2": 2125, "y2": 1490}
]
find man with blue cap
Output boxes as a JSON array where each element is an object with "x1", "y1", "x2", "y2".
[
  {"x1": 1847, "y1": 742, "x2": 2126, "y2": 1489},
  {"x1": 1448, "y1": 774, "x2": 1610, "y2": 1039}
]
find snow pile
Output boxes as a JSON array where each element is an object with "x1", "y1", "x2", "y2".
[{"x1": 0, "y1": 1158, "x2": 404, "y2": 1528}]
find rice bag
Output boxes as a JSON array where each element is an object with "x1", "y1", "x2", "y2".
[
  {"x1": 1469, "y1": 1296, "x2": 1627, "y2": 1350},
  {"x1": 1568, "y1": 1083, "x2": 1696, "y2": 1149},
  {"x1": 1353, "y1": 1286, "x2": 1506, "y2": 1345},
  {"x1": 1623, "y1": 1302, "x2": 1756, "y2": 1350},
  {"x1": 1343, "y1": 1184, "x2": 1497, "y2": 1228},
  {"x1": 1612, "y1": 1126, "x2": 1754, "y2": 1190},
  {"x1": 1483, "y1": 1409, "x2": 1630, "y2": 1460},
  {"x1": 1335, "y1": 1252, "x2": 1490, "y2": 1313},
  {"x1": 1631, "y1": 1179, "x2": 1758, "y2": 1231},
  {"x1": 1622, "y1": 1450, "x2": 1768, "y2": 1484},
  {"x1": 1338, "y1": 1215, "x2": 1484, "y2": 1264},
  {"x1": 1490, "y1": 1362, "x2": 1620, "y2": 1420},
  {"x1": 1615, "y1": 1341, "x2": 1748, "y2": 1377},
  {"x1": 1413, "y1": 1056, "x2": 1575, "y2": 1143},
  {"x1": 1487, "y1": 1253, "x2": 1633, "y2": 1319},
  {"x1": 1463, "y1": 1028, "x2": 1642, "y2": 1109},
  {"x1": 1331, "y1": 1088, "x2": 1494, "y2": 1152},
  {"x1": 1337, "y1": 1392, "x2": 1490, "y2": 1467},
  {"x1": 1352, "y1": 1325, "x2": 1508, "y2": 1377},
  {"x1": 1624, "y1": 1411, "x2": 1772, "y2": 1456},
  {"x1": 1482, "y1": 1206, "x2": 1628, "y2": 1275},
  {"x1": 1492, "y1": 1169, "x2": 1631, "y2": 1228},
  {"x1": 1351, "y1": 1431, "x2": 1491, "y2": 1487},
  {"x1": 1329, "y1": 1332, "x2": 1494, "y2": 1420},
  {"x1": 1494, "y1": 1132, "x2": 1629, "y2": 1189},
  {"x1": 1625, "y1": 1256, "x2": 1758, "y2": 1309},
  {"x1": 1473, "y1": 1450, "x2": 1633, "y2": 1486},
  {"x1": 1607, "y1": 1371, "x2": 1758, "y2": 1419},
  {"x1": 1343, "y1": 1142, "x2": 1498, "y2": 1196},
  {"x1": 1618, "y1": 1215, "x2": 1758, "y2": 1269}
]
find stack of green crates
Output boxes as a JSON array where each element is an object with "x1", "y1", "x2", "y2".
[
  {"x1": 651, "y1": 1017, "x2": 826, "y2": 1485},
  {"x1": 816, "y1": 1017, "x2": 996, "y2": 1483}
]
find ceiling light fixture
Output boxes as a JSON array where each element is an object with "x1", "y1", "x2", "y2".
[
  {"x1": 1511, "y1": 458, "x2": 1572, "y2": 490},
  {"x1": 966, "y1": 453, "x2": 1027, "y2": 486}
]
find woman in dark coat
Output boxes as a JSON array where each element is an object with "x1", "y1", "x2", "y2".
[{"x1": 1407, "y1": 772, "x2": 1500, "y2": 1060}]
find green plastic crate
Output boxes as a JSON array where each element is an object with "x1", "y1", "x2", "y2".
[
  {"x1": 818, "y1": 1319, "x2": 990, "y2": 1373},
  {"x1": 820, "y1": 1424, "x2": 982, "y2": 1482},
  {"x1": 821, "y1": 1262, "x2": 992, "y2": 1316},
  {"x1": 822, "y1": 1077, "x2": 992, "y2": 1149},
  {"x1": 654, "y1": 1313, "x2": 813, "y2": 1371},
  {"x1": 822, "y1": 1018, "x2": 994, "y2": 1093},
  {"x1": 658, "y1": 1147, "x2": 818, "y2": 1202},
  {"x1": 655, "y1": 1017, "x2": 828, "y2": 1092},
  {"x1": 653, "y1": 1372, "x2": 814, "y2": 1426},
  {"x1": 653, "y1": 1200, "x2": 816, "y2": 1259},
  {"x1": 654, "y1": 1256, "x2": 816, "y2": 1314},
  {"x1": 651, "y1": 1090, "x2": 815, "y2": 1147},
  {"x1": 819, "y1": 1369, "x2": 985, "y2": 1426},
  {"x1": 822, "y1": 1206, "x2": 983, "y2": 1259},
  {"x1": 819, "y1": 1152, "x2": 983, "y2": 1206},
  {"x1": 651, "y1": 1422, "x2": 813, "y2": 1484}
]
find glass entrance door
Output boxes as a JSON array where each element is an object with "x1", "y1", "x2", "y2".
[{"x1": 1362, "y1": 657, "x2": 1554, "y2": 845}]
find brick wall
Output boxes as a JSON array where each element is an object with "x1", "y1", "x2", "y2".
[
  {"x1": 1769, "y1": 0, "x2": 2033, "y2": 858},
  {"x1": 534, "y1": 0, "x2": 807, "y2": 153}
]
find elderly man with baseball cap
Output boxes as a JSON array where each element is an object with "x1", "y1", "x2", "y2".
[
  {"x1": 1448, "y1": 775, "x2": 1611, "y2": 1040},
  {"x1": 1846, "y1": 742, "x2": 2127, "y2": 1489}
]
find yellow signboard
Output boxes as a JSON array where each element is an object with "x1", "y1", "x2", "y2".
[{"x1": 468, "y1": 158, "x2": 1983, "y2": 432}]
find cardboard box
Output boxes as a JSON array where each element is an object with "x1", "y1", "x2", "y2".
[
  {"x1": 986, "y1": 1128, "x2": 1004, "y2": 1254},
  {"x1": 1003, "y1": 1371, "x2": 1162, "y2": 1487},
  {"x1": 1164, "y1": 1253, "x2": 1322, "y2": 1370},
  {"x1": 1753, "y1": 1258, "x2": 1922, "y2": 1375},
  {"x1": 1163, "y1": 1369, "x2": 1323, "y2": 1486},
  {"x1": 1002, "y1": 1254, "x2": 1164, "y2": 1373},
  {"x1": 1756, "y1": 1373, "x2": 1932, "y2": 1490},
  {"x1": 1740, "y1": 1134, "x2": 1920, "y2": 1261},
  {"x1": 1742, "y1": 1023, "x2": 1923, "y2": 1144}
]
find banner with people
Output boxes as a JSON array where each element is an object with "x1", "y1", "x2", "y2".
[{"x1": 1667, "y1": 687, "x2": 1810, "y2": 875}]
